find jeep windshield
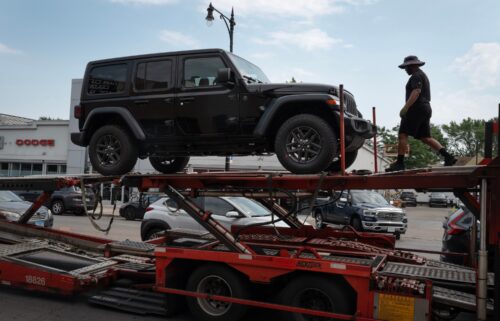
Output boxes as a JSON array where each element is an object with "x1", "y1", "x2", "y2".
[
  {"x1": 352, "y1": 191, "x2": 389, "y2": 206},
  {"x1": 227, "y1": 53, "x2": 270, "y2": 84}
]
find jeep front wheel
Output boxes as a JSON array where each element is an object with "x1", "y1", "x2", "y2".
[
  {"x1": 149, "y1": 156, "x2": 190, "y2": 174},
  {"x1": 275, "y1": 114, "x2": 337, "y2": 174},
  {"x1": 89, "y1": 125, "x2": 138, "y2": 175}
]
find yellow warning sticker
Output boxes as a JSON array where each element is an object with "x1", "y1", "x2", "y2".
[{"x1": 378, "y1": 294, "x2": 415, "y2": 321}]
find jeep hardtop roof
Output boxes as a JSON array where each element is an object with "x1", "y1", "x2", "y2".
[{"x1": 87, "y1": 48, "x2": 226, "y2": 65}]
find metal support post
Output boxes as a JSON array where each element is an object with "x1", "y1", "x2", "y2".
[
  {"x1": 18, "y1": 191, "x2": 53, "y2": 224},
  {"x1": 477, "y1": 178, "x2": 488, "y2": 321},
  {"x1": 339, "y1": 84, "x2": 346, "y2": 175},
  {"x1": 372, "y1": 107, "x2": 378, "y2": 173}
]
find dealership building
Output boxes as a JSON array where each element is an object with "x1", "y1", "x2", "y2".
[{"x1": 0, "y1": 79, "x2": 390, "y2": 178}]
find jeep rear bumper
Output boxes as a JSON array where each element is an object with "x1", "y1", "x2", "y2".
[{"x1": 71, "y1": 132, "x2": 86, "y2": 147}]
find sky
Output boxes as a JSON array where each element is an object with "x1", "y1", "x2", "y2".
[{"x1": 0, "y1": 0, "x2": 499, "y2": 128}]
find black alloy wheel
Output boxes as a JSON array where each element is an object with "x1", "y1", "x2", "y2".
[
  {"x1": 314, "y1": 211, "x2": 325, "y2": 229},
  {"x1": 149, "y1": 156, "x2": 190, "y2": 174},
  {"x1": 275, "y1": 114, "x2": 337, "y2": 174},
  {"x1": 123, "y1": 207, "x2": 136, "y2": 220},
  {"x1": 89, "y1": 125, "x2": 138, "y2": 176},
  {"x1": 327, "y1": 150, "x2": 359, "y2": 172},
  {"x1": 350, "y1": 217, "x2": 362, "y2": 231}
]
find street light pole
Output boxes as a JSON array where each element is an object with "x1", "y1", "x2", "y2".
[{"x1": 206, "y1": 3, "x2": 236, "y2": 171}]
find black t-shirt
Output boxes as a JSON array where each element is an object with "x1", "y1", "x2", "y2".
[{"x1": 405, "y1": 69, "x2": 431, "y2": 105}]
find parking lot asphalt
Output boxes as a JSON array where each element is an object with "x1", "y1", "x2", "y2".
[{"x1": 0, "y1": 205, "x2": 486, "y2": 320}]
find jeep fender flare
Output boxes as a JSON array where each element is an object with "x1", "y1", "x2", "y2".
[
  {"x1": 83, "y1": 107, "x2": 146, "y2": 141},
  {"x1": 253, "y1": 93, "x2": 338, "y2": 137}
]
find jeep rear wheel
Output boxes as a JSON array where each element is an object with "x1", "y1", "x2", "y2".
[
  {"x1": 89, "y1": 125, "x2": 138, "y2": 175},
  {"x1": 275, "y1": 114, "x2": 337, "y2": 174},
  {"x1": 149, "y1": 156, "x2": 190, "y2": 174}
]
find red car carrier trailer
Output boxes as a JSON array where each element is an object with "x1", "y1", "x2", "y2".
[{"x1": 0, "y1": 155, "x2": 498, "y2": 321}]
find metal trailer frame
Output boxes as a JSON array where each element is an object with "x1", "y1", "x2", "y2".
[{"x1": 0, "y1": 154, "x2": 498, "y2": 320}]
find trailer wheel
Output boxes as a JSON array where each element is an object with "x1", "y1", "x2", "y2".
[
  {"x1": 186, "y1": 264, "x2": 249, "y2": 321},
  {"x1": 278, "y1": 275, "x2": 353, "y2": 321}
]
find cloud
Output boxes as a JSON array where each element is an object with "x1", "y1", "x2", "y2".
[
  {"x1": 159, "y1": 30, "x2": 200, "y2": 49},
  {"x1": 253, "y1": 28, "x2": 343, "y2": 51},
  {"x1": 0, "y1": 42, "x2": 21, "y2": 54},
  {"x1": 453, "y1": 42, "x2": 500, "y2": 90},
  {"x1": 432, "y1": 89, "x2": 498, "y2": 124},
  {"x1": 249, "y1": 52, "x2": 275, "y2": 60},
  {"x1": 201, "y1": 0, "x2": 378, "y2": 19},
  {"x1": 110, "y1": 0, "x2": 177, "y2": 5}
]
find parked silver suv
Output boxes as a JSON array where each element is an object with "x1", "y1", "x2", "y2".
[{"x1": 140, "y1": 196, "x2": 286, "y2": 240}]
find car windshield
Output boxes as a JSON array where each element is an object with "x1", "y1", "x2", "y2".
[
  {"x1": 0, "y1": 191, "x2": 24, "y2": 202},
  {"x1": 225, "y1": 197, "x2": 271, "y2": 217},
  {"x1": 351, "y1": 191, "x2": 389, "y2": 206},
  {"x1": 431, "y1": 193, "x2": 446, "y2": 198},
  {"x1": 227, "y1": 53, "x2": 270, "y2": 84}
]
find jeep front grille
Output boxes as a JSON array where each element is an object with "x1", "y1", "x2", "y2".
[
  {"x1": 377, "y1": 212, "x2": 404, "y2": 221},
  {"x1": 343, "y1": 93, "x2": 357, "y2": 115}
]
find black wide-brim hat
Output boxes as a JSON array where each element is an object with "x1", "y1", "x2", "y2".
[{"x1": 398, "y1": 55, "x2": 425, "y2": 69}]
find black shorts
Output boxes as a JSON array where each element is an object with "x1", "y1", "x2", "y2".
[{"x1": 399, "y1": 104, "x2": 432, "y2": 139}]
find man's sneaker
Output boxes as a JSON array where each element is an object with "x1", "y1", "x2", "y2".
[
  {"x1": 444, "y1": 155, "x2": 457, "y2": 166},
  {"x1": 386, "y1": 161, "x2": 405, "y2": 172}
]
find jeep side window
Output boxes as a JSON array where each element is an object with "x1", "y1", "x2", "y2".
[
  {"x1": 134, "y1": 60, "x2": 172, "y2": 91},
  {"x1": 87, "y1": 64, "x2": 127, "y2": 95},
  {"x1": 183, "y1": 57, "x2": 225, "y2": 88}
]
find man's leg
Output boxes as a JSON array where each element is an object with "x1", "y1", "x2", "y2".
[
  {"x1": 386, "y1": 133, "x2": 408, "y2": 172},
  {"x1": 420, "y1": 137, "x2": 457, "y2": 166}
]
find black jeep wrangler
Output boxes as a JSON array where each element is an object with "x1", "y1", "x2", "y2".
[{"x1": 71, "y1": 49, "x2": 374, "y2": 175}]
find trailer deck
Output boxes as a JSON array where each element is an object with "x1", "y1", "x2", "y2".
[{"x1": 0, "y1": 156, "x2": 498, "y2": 320}]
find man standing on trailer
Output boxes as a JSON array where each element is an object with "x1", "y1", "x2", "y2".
[{"x1": 387, "y1": 55, "x2": 456, "y2": 172}]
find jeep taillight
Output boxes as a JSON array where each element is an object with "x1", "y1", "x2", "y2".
[
  {"x1": 145, "y1": 207, "x2": 154, "y2": 212},
  {"x1": 74, "y1": 105, "x2": 82, "y2": 119}
]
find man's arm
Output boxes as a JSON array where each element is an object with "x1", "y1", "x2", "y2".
[{"x1": 400, "y1": 88, "x2": 421, "y2": 117}]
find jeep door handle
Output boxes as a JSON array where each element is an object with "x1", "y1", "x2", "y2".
[{"x1": 134, "y1": 99, "x2": 149, "y2": 104}]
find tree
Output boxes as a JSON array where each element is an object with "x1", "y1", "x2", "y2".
[
  {"x1": 286, "y1": 77, "x2": 297, "y2": 83},
  {"x1": 441, "y1": 118, "x2": 485, "y2": 157}
]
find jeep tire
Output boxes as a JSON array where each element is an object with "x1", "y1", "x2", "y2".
[
  {"x1": 327, "y1": 150, "x2": 358, "y2": 172},
  {"x1": 149, "y1": 156, "x2": 190, "y2": 174},
  {"x1": 89, "y1": 125, "x2": 138, "y2": 176},
  {"x1": 275, "y1": 114, "x2": 337, "y2": 174}
]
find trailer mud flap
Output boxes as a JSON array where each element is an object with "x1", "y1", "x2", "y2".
[{"x1": 374, "y1": 293, "x2": 428, "y2": 321}]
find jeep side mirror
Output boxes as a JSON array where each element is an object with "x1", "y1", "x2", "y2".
[{"x1": 216, "y1": 68, "x2": 232, "y2": 84}]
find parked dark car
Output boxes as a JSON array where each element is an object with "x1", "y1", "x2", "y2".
[
  {"x1": 0, "y1": 191, "x2": 53, "y2": 227},
  {"x1": 119, "y1": 193, "x2": 165, "y2": 220},
  {"x1": 400, "y1": 191, "x2": 417, "y2": 207},
  {"x1": 15, "y1": 186, "x2": 95, "y2": 215},
  {"x1": 441, "y1": 207, "x2": 475, "y2": 265},
  {"x1": 313, "y1": 190, "x2": 407, "y2": 239},
  {"x1": 71, "y1": 49, "x2": 375, "y2": 176},
  {"x1": 429, "y1": 192, "x2": 448, "y2": 208}
]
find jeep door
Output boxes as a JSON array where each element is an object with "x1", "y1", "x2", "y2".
[
  {"x1": 175, "y1": 54, "x2": 239, "y2": 136},
  {"x1": 130, "y1": 57, "x2": 176, "y2": 137},
  {"x1": 330, "y1": 191, "x2": 351, "y2": 224}
]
